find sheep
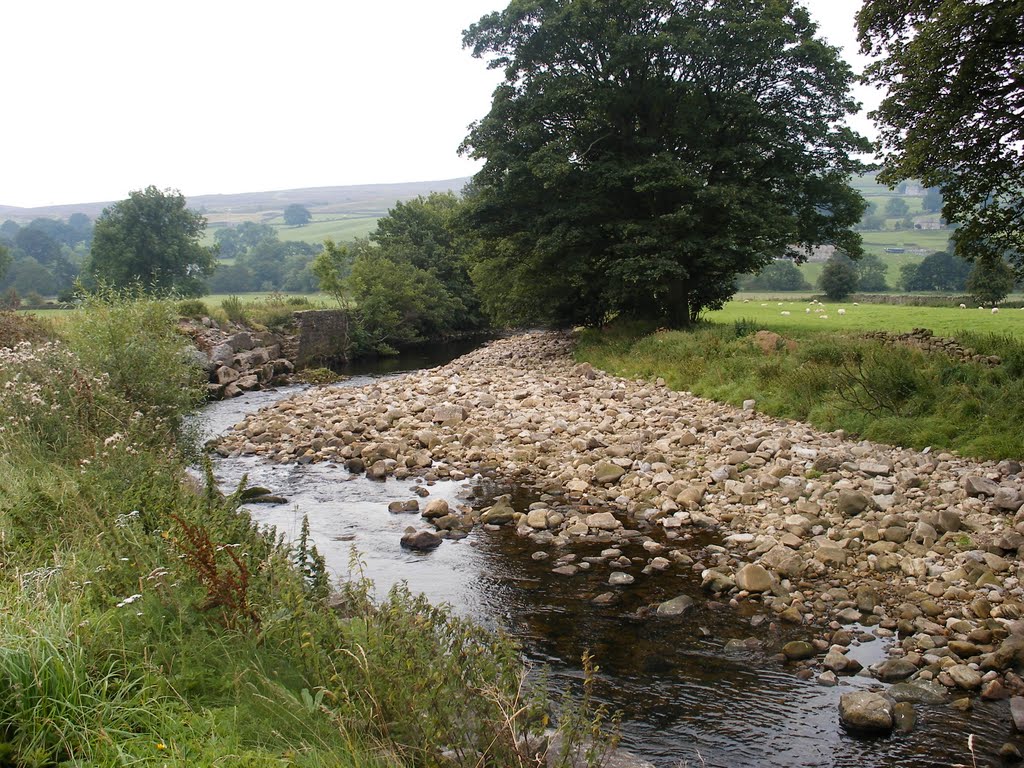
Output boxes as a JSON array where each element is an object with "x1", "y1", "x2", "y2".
[
  {"x1": 780, "y1": 311, "x2": 791, "y2": 316},
  {"x1": 837, "y1": 308, "x2": 846, "y2": 315},
  {"x1": 992, "y1": 307, "x2": 1000, "y2": 314},
  {"x1": 743, "y1": 299, "x2": 750, "y2": 303},
  {"x1": 761, "y1": 303, "x2": 768, "y2": 307},
  {"x1": 853, "y1": 302, "x2": 859, "y2": 306},
  {"x1": 805, "y1": 308, "x2": 811, "y2": 314},
  {"x1": 959, "y1": 303, "x2": 967, "y2": 309},
  {"x1": 819, "y1": 314, "x2": 829, "y2": 320}
]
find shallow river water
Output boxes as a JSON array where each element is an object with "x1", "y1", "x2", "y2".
[{"x1": 201, "y1": 346, "x2": 1015, "y2": 768}]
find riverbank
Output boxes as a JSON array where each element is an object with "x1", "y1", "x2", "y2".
[{"x1": 218, "y1": 330, "x2": 1024, "y2": 733}]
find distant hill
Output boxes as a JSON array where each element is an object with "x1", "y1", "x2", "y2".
[{"x1": 0, "y1": 178, "x2": 471, "y2": 222}]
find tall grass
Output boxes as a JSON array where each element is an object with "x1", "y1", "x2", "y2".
[
  {"x1": 577, "y1": 322, "x2": 1024, "y2": 459},
  {"x1": 0, "y1": 294, "x2": 613, "y2": 767}
]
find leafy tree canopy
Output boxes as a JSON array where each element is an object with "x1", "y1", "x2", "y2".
[
  {"x1": 902, "y1": 249, "x2": 973, "y2": 292},
  {"x1": 966, "y1": 257, "x2": 1015, "y2": 306},
  {"x1": 283, "y1": 204, "x2": 312, "y2": 226},
  {"x1": 460, "y1": 0, "x2": 869, "y2": 327},
  {"x1": 855, "y1": 253, "x2": 890, "y2": 292},
  {"x1": 0, "y1": 244, "x2": 10, "y2": 282},
  {"x1": 819, "y1": 252, "x2": 859, "y2": 300},
  {"x1": 858, "y1": 0, "x2": 1024, "y2": 270},
  {"x1": 88, "y1": 187, "x2": 214, "y2": 296},
  {"x1": 742, "y1": 260, "x2": 811, "y2": 291}
]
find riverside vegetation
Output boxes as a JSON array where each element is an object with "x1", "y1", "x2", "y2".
[{"x1": 0, "y1": 298, "x2": 613, "y2": 767}]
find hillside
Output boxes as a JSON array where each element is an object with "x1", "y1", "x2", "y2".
[{"x1": 0, "y1": 178, "x2": 470, "y2": 223}]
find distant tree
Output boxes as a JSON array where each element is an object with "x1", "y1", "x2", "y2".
[
  {"x1": 0, "y1": 220, "x2": 19, "y2": 242},
  {"x1": 922, "y1": 187, "x2": 943, "y2": 214},
  {"x1": 15, "y1": 227, "x2": 62, "y2": 265},
  {"x1": 311, "y1": 239, "x2": 354, "y2": 306},
  {"x1": 819, "y1": 253, "x2": 859, "y2": 300},
  {"x1": 207, "y1": 262, "x2": 256, "y2": 294},
  {"x1": 902, "y1": 249, "x2": 972, "y2": 292},
  {"x1": 460, "y1": 0, "x2": 869, "y2": 327},
  {"x1": 856, "y1": 253, "x2": 890, "y2": 292},
  {"x1": 88, "y1": 186, "x2": 215, "y2": 296},
  {"x1": 858, "y1": 1, "x2": 1024, "y2": 271},
  {"x1": 214, "y1": 228, "x2": 244, "y2": 259},
  {"x1": 0, "y1": 244, "x2": 10, "y2": 282},
  {"x1": 372, "y1": 192, "x2": 483, "y2": 329},
  {"x1": 1, "y1": 257, "x2": 58, "y2": 296},
  {"x1": 966, "y1": 257, "x2": 1015, "y2": 306},
  {"x1": 743, "y1": 260, "x2": 811, "y2": 291},
  {"x1": 236, "y1": 221, "x2": 278, "y2": 250},
  {"x1": 283, "y1": 204, "x2": 312, "y2": 226},
  {"x1": 884, "y1": 197, "x2": 909, "y2": 218}
]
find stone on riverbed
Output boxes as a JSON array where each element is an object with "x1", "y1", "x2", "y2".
[
  {"x1": 593, "y1": 462, "x2": 626, "y2": 484},
  {"x1": 839, "y1": 691, "x2": 894, "y2": 734},
  {"x1": 656, "y1": 595, "x2": 695, "y2": 618},
  {"x1": 609, "y1": 572, "x2": 635, "y2": 587},
  {"x1": 480, "y1": 496, "x2": 516, "y2": 525},
  {"x1": 400, "y1": 529, "x2": 442, "y2": 551},
  {"x1": 782, "y1": 641, "x2": 817, "y2": 661},
  {"x1": 735, "y1": 563, "x2": 773, "y2": 593},
  {"x1": 421, "y1": 499, "x2": 450, "y2": 519}
]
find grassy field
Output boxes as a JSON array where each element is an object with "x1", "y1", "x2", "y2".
[
  {"x1": 270, "y1": 215, "x2": 378, "y2": 244},
  {"x1": 715, "y1": 297, "x2": 1024, "y2": 338}
]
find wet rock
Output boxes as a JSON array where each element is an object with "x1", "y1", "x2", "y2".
[
  {"x1": 1011, "y1": 697, "x2": 1024, "y2": 731},
  {"x1": 947, "y1": 664, "x2": 983, "y2": 690},
  {"x1": 873, "y1": 659, "x2": 918, "y2": 683},
  {"x1": 656, "y1": 595, "x2": 695, "y2": 618},
  {"x1": 421, "y1": 499, "x2": 450, "y2": 519},
  {"x1": 586, "y1": 511, "x2": 621, "y2": 531},
  {"x1": 527, "y1": 509, "x2": 550, "y2": 529},
  {"x1": 735, "y1": 563, "x2": 773, "y2": 593},
  {"x1": 609, "y1": 572, "x2": 635, "y2": 587},
  {"x1": 888, "y1": 680, "x2": 948, "y2": 705},
  {"x1": 892, "y1": 702, "x2": 916, "y2": 734},
  {"x1": 999, "y1": 742, "x2": 1022, "y2": 761},
  {"x1": 839, "y1": 691, "x2": 894, "y2": 734},
  {"x1": 480, "y1": 497, "x2": 516, "y2": 525},
  {"x1": 400, "y1": 529, "x2": 442, "y2": 551},
  {"x1": 782, "y1": 641, "x2": 817, "y2": 661}
]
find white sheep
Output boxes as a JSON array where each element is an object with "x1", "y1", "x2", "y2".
[
  {"x1": 780, "y1": 311, "x2": 791, "y2": 316},
  {"x1": 960, "y1": 303, "x2": 967, "y2": 309},
  {"x1": 853, "y1": 302, "x2": 859, "y2": 306},
  {"x1": 819, "y1": 314, "x2": 829, "y2": 320},
  {"x1": 837, "y1": 308, "x2": 846, "y2": 315},
  {"x1": 992, "y1": 307, "x2": 1000, "y2": 314},
  {"x1": 743, "y1": 299, "x2": 750, "y2": 303},
  {"x1": 805, "y1": 308, "x2": 811, "y2": 314},
  {"x1": 761, "y1": 303, "x2": 768, "y2": 307}
]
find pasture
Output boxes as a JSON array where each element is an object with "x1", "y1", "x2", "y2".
[{"x1": 711, "y1": 297, "x2": 1024, "y2": 338}]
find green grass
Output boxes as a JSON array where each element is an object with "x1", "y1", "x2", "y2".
[
  {"x1": 271, "y1": 216, "x2": 379, "y2": 245},
  {"x1": 576, "y1": 314, "x2": 1024, "y2": 460},
  {"x1": 713, "y1": 297, "x2": 1024, "y2": 337}
]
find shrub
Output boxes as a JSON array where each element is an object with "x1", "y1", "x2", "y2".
[
  {"x1": 221, "y1": 294, "x2": 247, "y2": 324},
  {"x1": 177, "y1": 298, "x2": 210, "y2": 318}
]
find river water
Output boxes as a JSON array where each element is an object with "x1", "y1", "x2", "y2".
[{"x1": 201, "y1": 343, "x2": 1014, "y2": 768}]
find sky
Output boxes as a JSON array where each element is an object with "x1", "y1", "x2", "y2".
[{"x1": 1, "y1": 0, "x2": 878, "y2": 208}]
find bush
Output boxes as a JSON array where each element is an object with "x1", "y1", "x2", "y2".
[
  {"x1": 177, "y1": 298, "x2": 210, "y2": 318},
  {"x1": 220, "y1": 294, "x2": 247, "y2": 324}
]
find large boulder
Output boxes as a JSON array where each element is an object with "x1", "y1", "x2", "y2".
[
  {"x1": 400, "y1": 529, "x2": 442, "y2": 551},
  {"x1": 839, "y1": 691, "x2": 894, "y2": 734}
]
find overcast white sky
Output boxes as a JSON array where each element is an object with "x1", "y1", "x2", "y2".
[{"x1": 1, "y1": 0, "x2": 877, "y2": 208}]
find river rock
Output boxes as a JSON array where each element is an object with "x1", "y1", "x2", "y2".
[
  {"x1": 481, "y1": 497, "x2": 516, "y2": 525},
  {"x1": 839, "y1": 691, "x2": 894, "y2": 734},
  {"x1": 782, "y1": 641, "x2": 817, "y2": 661},
  {"x1": 964, "y1": 476, "x2": 999, "y2": 497},
  {"x1": 527, "y1": 509, "x2": 550, "y2": 529},
  {"x1": 735, "y1": 563, "x2": 773, "y2": 593},
  {"x1": 836, "y1": 490, "x2": 871, "y2": 516},
  {"x1": 586, "y1": 511, "x2": 621, "y2": 531},
  {"x1": 893, "y1": 702, "x2": 916, "y2": 734},
  {"x1": 1011, "y1": 697, "x2": 1024, "y2": 730},
  {"x1": 400, "y1": 529, "x2": 442, "y2": 551},
  {"x1": 656, "y1": 595, "x2": 695, "y2": 617},
  {"x1": 947, "y1": 664, "x2": 982, "y2": 690},
  {"x1": 888, "y1": 680, "x2": 948, "y2": 705},
  {"x1": 873, "y1": 658, "x2": 917, "y2": 683},
  {"x1": 593, "y1": 462, "x2": 626, "y2": 484},
  {"x1": 422, "y1": 499, "x2": 450, "y2": 519}
]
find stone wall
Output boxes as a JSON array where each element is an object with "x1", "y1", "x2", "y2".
[{"x1": 294, "y1": 309, "x2": 350, "y2": 368}]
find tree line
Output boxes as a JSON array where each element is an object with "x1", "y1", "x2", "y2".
[{"x1": 7, "y1": 0, "x2": 1019, "y2": 332}]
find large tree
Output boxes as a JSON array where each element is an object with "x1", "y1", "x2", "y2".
[
  {"x1": 283, "y1": 204, "x2": 312, "y2": 226},
  {"x1": 460, "y1": 0, "x2": 869, "y2": 327},
  {"x1": 88, "y1": 186, "x2": 214, "y2": 296},
  {"x1": 857, "y1": 0, "x2": 1024, "y2": 270}
]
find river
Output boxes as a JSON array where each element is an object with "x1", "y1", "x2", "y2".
[{"x1": 200, "y1": 342, "x2": 1012, "y2": 768}]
